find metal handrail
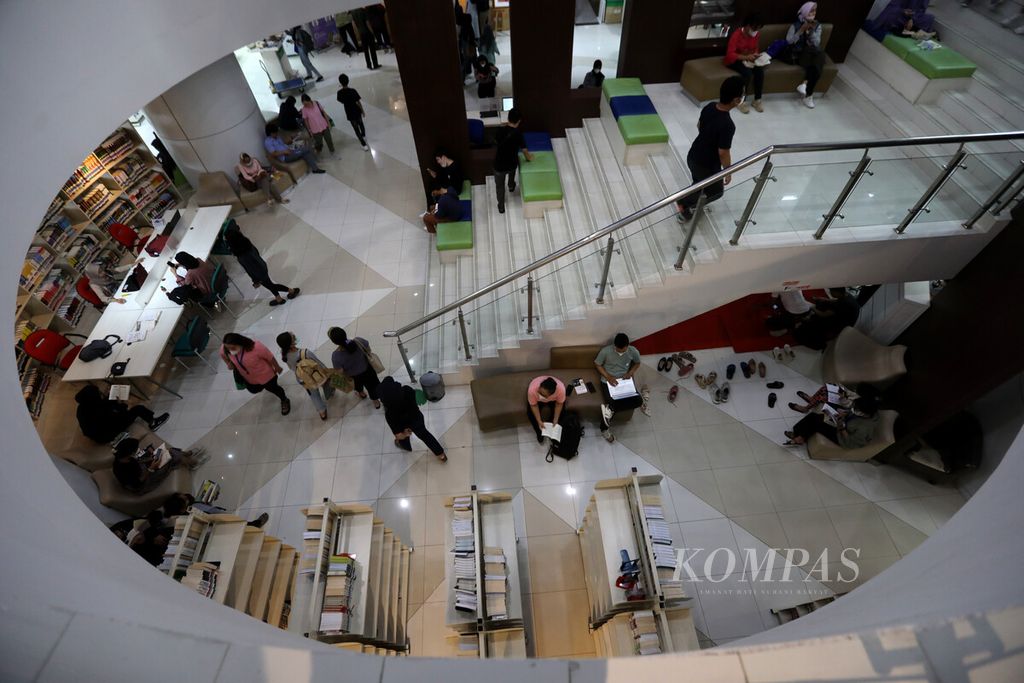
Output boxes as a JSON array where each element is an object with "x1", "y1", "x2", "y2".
[{"x1": 384, "y1": 130, "x2": 1024, "y2": 339}]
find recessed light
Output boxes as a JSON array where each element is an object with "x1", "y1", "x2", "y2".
[
  {"x1": 565, "y1": 485, "x2": 576, "y2": 495},
  {"x1": 227, "y1": 453, "x2": 234, "y2": 459},
  {"x1": 781, "y1": 195, "x2": 798, "y2": 201},
  {"x1": 399, "y1": 498, "x2": 410, "y2": 509}
]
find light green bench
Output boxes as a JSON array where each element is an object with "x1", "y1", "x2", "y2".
[
  {"x1": 600, "y1": 78, "x2": 670, "y2": 165},
  {"x1": 882, "y1": 34, "x2": 977, "y2": 79},
  {"x1": 519, "y1": 137, "x2": 563, "y2": 218},
  {"x1": 850, "y1": 30, "x2": 975, "y2": 105},
  {"x1": 437, "y1": 181, "x2": 475, "y2": 263}
]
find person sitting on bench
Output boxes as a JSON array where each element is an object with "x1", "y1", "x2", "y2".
[
  {"x1": 526, "y1": 376, "x2": 566, "y2": 444},
  {"x1": 75, "y1": 385, "x2": 169, "y2": 445},
  {"x1": 421, "y1": 185, "x2": 462, "y2": 234}
]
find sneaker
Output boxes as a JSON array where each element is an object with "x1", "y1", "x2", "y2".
[
  {"x1": 803, "y1": 96, "x2": 816, "y2": 109},
  {"x1": 508, "y1": 182, "x2": 517, "y2": 194},
  {"x1": 796, "y1": 82, "x2": 807, "y2": 96},
  {"x1": 737, "y1": 100, "x2": 750, "y2": 114},
  {"x1": 640, "y1": 386, "x2": 652, "y2": 416},
  {"x1": 603, "y1": 431, "x2": 616, "y2": 443},
  {"x1": 150, "y1": 413, "x2": 170, "y2": 431},
  {"x1": 315, "y1": 76, "x2": 324, "y2": 82},
  {"x1": 676, "y1": 206, "x2": 694, "y2": 224},
  {"x1": 709, "y1": 382, "x2": 722, "y2": 404},
  {"x1": 600, "y1": 403, "x2": 614, "y2": 427},
  {"x1": 498, "y1": 203, "x2": 505, "y2": 214},
  {"x1": 718, "y1": 381, "x2": 731, "y2": 403},
  {"x1": 362, "y1": 144, "x2": 370, "y2": 151},
  {"x1": 752, "y1": 99, "x2": 764, "y2": 113}
]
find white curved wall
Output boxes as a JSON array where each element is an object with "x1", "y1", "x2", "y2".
[{"x1": 1, "y1": 1, "x2": 1022, "y2": 679}]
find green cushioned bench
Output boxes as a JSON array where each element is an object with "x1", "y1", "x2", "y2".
[
  {"x1": 617, "y1": 114, "x2": 669, "y2": 145},
  {"x1": 882, "y1": 34, "x2": 977, "y2": 79},
  {"x1": 853, "y1": 30, "x2": 975, "y2": 105},
  {"x1": 436, "y1": 220, "x2": 473, "y2": 263},
  {"x1": 882, "y1": 34, "x2": 917, "y2": 59},
  {"x1": 520, "y1": 150, "x2": 558, "y2": 173},
  {"x1": 521, "y1": 171, "x2": 563, "y2": 202},
  {"x1": 519, "y1": 135, "x2": 564, "y2": 218},
  {"x1": 602, "y1": 77, "x2": 646, "y2": 100}
]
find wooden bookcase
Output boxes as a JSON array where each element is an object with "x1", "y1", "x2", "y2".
[
  {"x1": 443, "y1": 489, "x2": 527, "y2": 658},
  {"x1": 15, "y1": 123, "x2": 182, "y2": 420},
  {"x1": 578, "y1": 471, "x2": 699, "y2": 655},
  {"x1": 158, "y1": 510, "x2": 296, "y2": 629},
  {"x1": 293, "y1": 500, "x2": 411, "y2": 655}
]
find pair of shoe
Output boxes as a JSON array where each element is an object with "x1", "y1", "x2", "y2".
[
  {"x1": 695, "y1": 371, "x2": 717, "y2": 389},
  {"x1": 149, "y1": 413, "x2": 170, "y2": 431},
  {"x1": 640, "y1": 385, "x2": 652, "y2": 416},
  {"x1": 771, "y1": 345, "x2": 795, "y2": 361},
  {"x1": 739, "y1": 358, "x2": 762, "y2": 378},
  {"x1": 656, "y1": 357, "x2": 672, "y2": 372},
  {"x1": 709, "y1": 381, "x2": 730, "y2": 404}
]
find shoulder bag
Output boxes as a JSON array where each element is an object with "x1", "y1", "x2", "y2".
[{"x1": 354, "y1": 338, "x2": 385, "y2": 374}]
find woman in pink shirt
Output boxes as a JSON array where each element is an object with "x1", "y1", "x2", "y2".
[
  {"x1": 173, "y1": 251, "x2": 216, "y2": 297},
  {"x1": 236, "y1": 152, "x2": 288, "y2": 206},
  {"x1": 300, "y1": 94, "x2": 336, "y2": 156},
  {"x1": 220, "y1": 333, "x2": 291, "y2": 415},
  {"x1": 526, "y1": 376, "x2": 566, "y2": 443}
]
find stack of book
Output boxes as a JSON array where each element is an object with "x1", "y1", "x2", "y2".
[
  {"x1": 196, "y1": 479, "x2": 221, "y2": 505},
  {"x1": 483, "y1": 547, "x2": 508, "y2": 620},
  {"x1": 319, "y1": 554, "x2": 356, "y2": 633},
  {"x1": 160, "y1": 515, "x2": 206, "y2": 577},
  {"x1": 452, "y1": 496, "x2": 477, "y2": 615},
  {"x1": 21, "y1": 247, "x2": 54, "y2": 289},
  {"x1": 299, "y1": 506, "x2": 329, "y2": 576},
  {"x1": 181, "y1": 561, "x2": 219, "y2": 599},
  {"x1": 629, "y1": 610, "x2": 662, "y2": 656},
  {"x1": 456, "y1": 634, "x2": 479, "y2": 657},
  {"x1": 94, "y1": 130, "x2": 134, "y2": 166},
  {"x1": 643, "y1": 498, "x2": 685, "y2": 600}
]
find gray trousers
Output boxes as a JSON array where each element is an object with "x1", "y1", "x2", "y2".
[
  {"x1": 494, "y1": 166, "x2": 518, "y2": 207},
  {"x1": 296, "y1": 47, "x2": 322, "y2": 79},
  {"x1": 306, "y1": 383, "x2": 335, "y2": 413}
]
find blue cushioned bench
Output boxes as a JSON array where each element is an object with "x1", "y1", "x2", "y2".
[{"x1": 600, "y1": 78, "x2": 670, "y2": 165}]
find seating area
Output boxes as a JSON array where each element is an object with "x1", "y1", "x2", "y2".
[
  {"x1": 436, "y1": 179, "x2": 475, "y2": 263},
  {"x1": 599, "y1": 78, "x2": 670, "y2": 165},
  {"x1": 519, "y1": 132, "x2": 564, "y2": 218},
  {"x1": 680, "y1": 24, "x2": 839, "y2": 103},
  {"x1": 807, "y1": 409, "x2": 899, "y2": 462},
  {"x1": 823, "y1": 327, "x2": 908, "y2": 388},
  {"x1": 849, "y1": 30, "x2": 976, "y2": 104},
  {"x1": 469, "y1": 344, "x2": 634, "y2": 432},
  {"x1": 198, "y1": 168, "x2": 300, "y2": 216}
]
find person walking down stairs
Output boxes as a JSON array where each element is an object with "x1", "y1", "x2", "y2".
[{"x1": 493, "y1": 108, "x2": 533, "y2": 214}]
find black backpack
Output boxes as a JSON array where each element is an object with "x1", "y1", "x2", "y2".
[
  {"x1": 167, "y1": 284, "x2": 201, "y2": 305},
  {"x1": 546, "y1": 410, "x2": 583, "y2": 462},
  {"x1": 78, "y1": 334, "x2": 122, "y2": 362}
]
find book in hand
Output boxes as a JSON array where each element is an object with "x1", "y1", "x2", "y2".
[
  {"x1": 108, "y1": 384, "x2": 131, "y2": 401},
  {"x1": 607, "y1": 377, "x2": 639, "y2": 400},
  {"x1": 540, "y1": 422, "x2": 562, "y2": 441}
]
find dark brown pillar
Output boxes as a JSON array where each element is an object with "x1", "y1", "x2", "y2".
[
  {"x1": 387, "y1": 0, "x2": 468, "y2": 196},
  {"x1": 618, "y1": 0, "x2": 695, "y2": 83},
  {"x1": 510, "y1": 0, "x2": 577, "y2": 135}
]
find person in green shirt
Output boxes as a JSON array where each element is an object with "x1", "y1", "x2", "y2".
[
  {"x1": 594, "y1": 333, "x2": 648, "y2": 443},
  {"x1": 785, "y1": 397, "x2": 881, "y2": 449}
]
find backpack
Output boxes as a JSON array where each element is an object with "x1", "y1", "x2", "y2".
[
  {"x1": 166, "y1": 284, "x2": 201, "y2": 305},
  {"x1": 295, "y1": 349, "x2": 330, "y2": 389},
  {"x1": 79, "y1": 334, "x2": 122, "y2": 362},
  {"x1": 546, "y1": 410, "x2": 583, "y2": 462}
]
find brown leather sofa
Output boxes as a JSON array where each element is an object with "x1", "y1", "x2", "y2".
[
  {"x1": 91, "y1": 467, "x2": 193, "y2": 517},
  {"x1": 470, "y1": 345, "x2": 634, "y2": 432},
  {"x1": 53, "y1": 421, "x2": 152, "y2": 472},
  {"x1": 238, "y1": 170, "x2": 295, "y2": 209},
  {"x1": 196, "y1": 171, "x2": 245, "y2": 215},
  {"x1": 680, "y1": 23, "x2": 838, "y2": 102}
]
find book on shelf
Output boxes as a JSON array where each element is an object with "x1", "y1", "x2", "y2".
[
  {"x1": 320, "y1": 554, "x2": 357, "y2": 633},
  {"x1": 629, "y1": 609, "x2": 662, "y2": 655},
  {"x1": 483, "y1": 547, "x2": 509, "y2": 620},
  {"x1": 456, "y1": 634, "x2": 479, "y2": 657},
  {"x1": 181, "y1": 561, "x2": 220, "y2": 599}
]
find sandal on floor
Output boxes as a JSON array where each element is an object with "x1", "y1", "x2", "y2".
[
  {"x1": 768, "y1": 392, "x2": 777, "y2": 408},
  {"x1": 758, "y1": 362, "x2": 767, "y2": 378},
  {"x1": 694, "y1": 373, "x2": 707, "y2": 389},
  {"x1": 668, "y1": 386, "x2": 679, "y2": 403},
  {"x1": 435, "y1": 452, "x2": 448, "y2": 463},
  {"x1": 788, "y1": 402, "x2": 809, "y2": 413},
  {"x1": 726, "y1": 363, "x2": 736, "y2": 380},
  {"x1": 677, "y1": 350, "x2": 697, "y2": 364}
]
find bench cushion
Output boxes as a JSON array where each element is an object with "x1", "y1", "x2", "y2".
[
  {"x1": 882, "y1": 34, "x2": 918, "y2": 59},
  {"x1": 459, "y1": 179, "x2": 472, "y2": 201},
  {"x1": 904, "y1": 46, "x2": 977, "y2": 79},
  {"x1": 610, "y1": 95, "x2": 658, "y2": 119},
  {"x1": 617, "y1": 114, "x2": 670, "y2": 145},
  {"x1": 523, "y1": 132, "x2": 553, "y2": 152},
  {"x1": 436, "y1": 221, "x2": 474, "y2": 251},
  {"x1": 521, "y1": 171, "x2": 563, "y2": 202},
  {"x1": 602, "y1": 77, "x2": 646, "y2": 100},
  {"x1": 519, "y1": 150, "x2": 558, "y2": 174},
  {"x1": 459, "y1": 199, "x2": 473, "y2": 222},
  {"x1": 92, "y1": 466, "x2": 193, "y2": 517}
]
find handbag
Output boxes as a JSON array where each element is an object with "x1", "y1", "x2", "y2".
[
  {"x1": 78, "y1": 334, "x2": 122, "y2": 362},
  {"x1": 329, "y1": 371, "x2": 354, "y2": 393},
  {"x1": 318, "y1": 102, "x2": 335, "y2": 128},
  {"x1": 354, "y1": 338, "x2": 385, "y2": 374},
  {"x1": 229, "y1": 362, "x2": 262, "y2": 394}
]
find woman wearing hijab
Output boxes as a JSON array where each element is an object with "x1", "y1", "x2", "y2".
[
  {"x1": 786, "y1": 2, "x2": 826, "y2": 109},
  {"x1": 277, "y1": 96, "x2": 304, "y2": 138},
  {"x1": 378, "y1": 376, "x2": 447, "y2": 462},
  {"x1": 223, "y1": 221, "x2": 300, "y2": 306}
]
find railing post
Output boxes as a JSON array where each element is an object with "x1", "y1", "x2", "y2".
[
  {"x1": 521, "y1": 276, "x2": 535, "y2": 335},
  {"x1": 990, "y1": 160, "x2": 1024, "y2": 217},
  {"x1": 895, "y1": 145, "x2": 967, "y2": 234},
  {"x1": 815, "y1": 150, "x2": 873, "y2": 240},
  {"x1": 674, "y1": 194, "x2": 705, "y2": 271},
  {"x1": 730, "y1": 157, "x2": 776, "y2": 245},
  {"x1": 456, "y1": 307, "x2": 472, "y2": 360},
  {"x1": 396, "y1": 335, "x2": 417, "y2": 384},
  {"x1": 595, "y1": 236, "x2": 615, "y2": 305},
  {"x1": 964, "y1": 160, "x2": 1024, "y2": 228}
]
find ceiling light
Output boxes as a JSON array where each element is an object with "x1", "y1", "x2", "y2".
[
  {"x1": 565, "y1": 485, "x2": 577, "y2": 495},
  {"x1": 399, "y1": 498, "x2": 410, "y2": 509}
]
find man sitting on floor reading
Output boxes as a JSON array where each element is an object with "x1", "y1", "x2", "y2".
[
  {"x1": 594, "y1": 333, "x2": 647, "y2": 443},
  {"x1": 526, "y1": 376, "x2": 566, "y2": 444}
]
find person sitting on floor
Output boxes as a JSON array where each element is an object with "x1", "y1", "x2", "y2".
[
  {"x1": 594, "y1": 333, "x2": 649, "y2": 443},
  {"x1": 75, "y1": 385, "x2": 169, "y2": 445},
  {"x1": 421, "y1": 185, "x2": 463, "y2": 234},
  {"x1": 110, "y1": 511, "x2": 174, "y2": 566},
  {"x1": 111, "y1": 437, "x2": 206, "y2": 494},
  {"x1": 526, "y1": 376, "x2": 567, "y2": 444},
  {"x1": 785, "y1": 396, "x2": 880, "y2": 448},
  {"x1": 792, "y1": 287, "x2": 861, "y2": 350}
]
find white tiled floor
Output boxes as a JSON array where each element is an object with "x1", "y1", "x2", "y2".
[{"x1": 33, "y1": 29, "x2": 982, "y2": 659}]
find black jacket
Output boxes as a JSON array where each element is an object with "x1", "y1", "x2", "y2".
[{"x1": 379, "y1": 377, "x2": 423, "y2": 432}]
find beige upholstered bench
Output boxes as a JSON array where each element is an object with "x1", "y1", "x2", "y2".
[
  {"x1": 807, "y1": 410, "x2": 898, "y2": 462},
  {"x1": 91, "y1": 467, "x2": 193, "y2": 517},
  {"x1": 823, "y1": 327, "x2": 908, "y2": 387},
  {"x1": 196, "y1": 171, "x2": 244, "y2": 215}
]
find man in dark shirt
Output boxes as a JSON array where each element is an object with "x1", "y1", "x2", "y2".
[
  {"x1": 427, "y1": 149, "x2": 464, "y2": 194},
  {"x1": 422, "y1": 186, "x2": 463, "y2": 233},
  {"x1": 677, "y1": 76, "x2": 744, "y2": 223},
  {"x1": 580, "y1": 60, "x2": 605, "y2": 88},
  {"x1": 493, "y1": 108, "x2": 533, "y2": 214},
  {"x1": 337, "y1": 73, "x2": 369, "y2": 151},
  {"x1": 74, "y1": 384, "x2": 169, "y2": 444}
]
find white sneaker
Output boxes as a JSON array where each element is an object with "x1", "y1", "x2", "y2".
[
  {"x1": 600, "y1": 403, "x2": 614, "y2": 427},
  {"x1": 737, "y1": 100, "x2": 750, "y2": 114},
  {"x1": 796, "y1": 82, "x2": 807, "y2": 96},
  {"x1": 803, "y1": 96, "x2": 816, "y2": 109},
  {"x1": 362, "y1": 144, "x2": 370, "y2": 151}
]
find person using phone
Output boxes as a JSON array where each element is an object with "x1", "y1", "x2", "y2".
[
  {"x1": 724, "y1": 14, "x2": 767, "y2": 113},
  {"x1": 786, "y1": 2, "x2": 826, "y2": 109}
]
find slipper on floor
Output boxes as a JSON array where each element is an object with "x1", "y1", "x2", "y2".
[
  {"x1": 668, "y1": 386, "x2": 679, "y2": 403},
  {"x1": 768, "y1": 392, "x2": 777, "y2": 408},
  {"x1": 767, "y1": 381, "x2": 784, "y2": 389},
  {"x1": 726, "y1": 364, "x2": 736, "y2": 380},
  {"x1": 677, "y1": 351, "x2": 697, "y2": 364},
  {"x1": 740, "y1": 362, "x2": 751, "y2": 379},
  {"x1": 678, "y1": 363, "x2": 694, "y2": 378},
  {"x1": 758, "y1": 362, "x2": 767, "y2": 378},
  {"x1": 797, "y1": 390, "x2": 813, "y2": 403},
  {"x1": 694, "y1": 373, "x2": 707, "y2": 389}
]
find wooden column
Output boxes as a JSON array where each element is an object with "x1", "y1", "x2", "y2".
[
  {"x1": 387, "y1": 0, "x2": 468, "y2": 195},
  {"x1": 510, "y1": 0, "x2": 580, "y2": 135},
  {"x1": 618, "y1": 0, "x2": 695, "y2": 83}
]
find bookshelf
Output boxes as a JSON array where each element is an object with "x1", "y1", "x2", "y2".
[
  {"x1": 443, "y1": 490, "x2": 527, "y2": 658},
  {"x1": 15, "y1": 123, "x2": 183, "y2": 421},
  {"x1": 293, "y1": 501, "x2": 411, "y2": 655},
  {"x1": 578, "y1": 471, "x2": 699, "y2": 656},
  {"x1": 157, "y1": 510, "x2": 297, "y2": 629}
]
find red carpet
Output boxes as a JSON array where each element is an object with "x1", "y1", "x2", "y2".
[{"x1": 634, "y1": 291, "x2": 825, "y2": 354}]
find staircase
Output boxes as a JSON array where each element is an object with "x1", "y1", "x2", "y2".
[{"x1": 414, "y1": 85, "x2": 1019, "y2": 379}]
